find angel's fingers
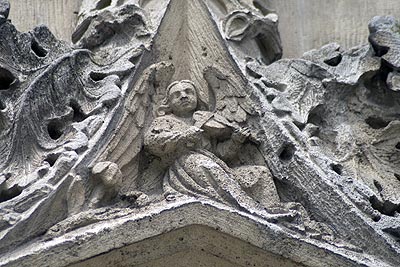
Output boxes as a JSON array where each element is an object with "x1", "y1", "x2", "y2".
[{"x1": 243, "y1": 129, "x2": 251, "y2": 136}]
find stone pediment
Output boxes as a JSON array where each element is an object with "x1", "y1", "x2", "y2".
[
  {"x1": 1, "y1": 0, "x2": 400, "y2": 266},
  {"x1": 2, "y1": 201, "x2": 390, "y2": 267}
]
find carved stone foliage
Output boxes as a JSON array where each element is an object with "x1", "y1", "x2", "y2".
[
  {"x1": 256, "y1": 17, "x2": 400, "y2": 215},
  {"x1": 1, "y1": 0, "x2": 400, "y2": 266},
  {"x1": 246, "y1": 14, "x2": 400, "y2": 251}
]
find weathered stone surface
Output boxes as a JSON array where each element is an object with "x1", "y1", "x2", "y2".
[
  {"x1": 1, "y1": 201, "x2": 391, "y2": 267},
  {"x1": 1, "y1": 0, "x2": 400, "y2": 266},
  {"x1": 7, "y1": 0, "x2": 400, "y2": 58},
  {"x1": 8, "y1": 0, "x2": 80, "y2": 42},
  {"x1": 265, "y1": 0, "x2": 400, "y2": 58}
]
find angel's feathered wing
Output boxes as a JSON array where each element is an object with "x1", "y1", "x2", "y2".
[
  {"x1": 203, "y1": 66, "x2": 257, "y2": 124},
  {"x1": 95, "y1": 61, "x2": 175, "y2": 193}
]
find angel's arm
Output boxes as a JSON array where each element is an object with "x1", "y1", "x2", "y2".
[
  {"x1": 144, "y1": 117, "x2": 203, "y2": 157},
  {"x1": 216, "y1": 127, "x2": 251, "y2": 161}
]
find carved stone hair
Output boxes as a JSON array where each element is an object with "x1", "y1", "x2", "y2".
[{"x1": 156, "y1": 80, "x2": 208, "y2": 116}]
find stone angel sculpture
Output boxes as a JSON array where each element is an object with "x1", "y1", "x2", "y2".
[
  {"x1": 94, "y1": 62, "x2": 330, "y2": 230},
  {"x1": 90, "y1": 60, "x2": 293, "y2": 220},
  {"x1": 143, "y1": 79, "x2": 293, "y2": 221}
]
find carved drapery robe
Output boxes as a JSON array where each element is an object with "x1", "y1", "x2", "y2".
[{"x1": 144, "y1": 113, "x2": 279, "y2": 214}]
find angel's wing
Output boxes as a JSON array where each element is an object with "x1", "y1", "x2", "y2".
[
  {"x1": 96, "y1": 61, "x2": 175, "y2": 193},
  {"x1": 203, "y1": 66, "x2": 256, "y2": 124}
]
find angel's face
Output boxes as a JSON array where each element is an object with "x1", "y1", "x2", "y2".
[{"x1": 168, "y1": 82, "x2": 198, "y2": 117}]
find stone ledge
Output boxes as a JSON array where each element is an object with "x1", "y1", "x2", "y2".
[{"x1": 0, "y1": 199, "x2": 391, "y2": 267}]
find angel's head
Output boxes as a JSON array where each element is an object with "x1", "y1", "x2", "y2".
[{"x1": 157, "y1": 80, "x2": 207, "y2": 117}]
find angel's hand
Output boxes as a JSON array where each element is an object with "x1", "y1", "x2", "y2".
[
  {"x1": 232, "y1": 127, "x2": 251, "y2": 144},
  {"x1": 164, "y1": 127, "x2": 201, "y2": 141},
  {"x1": 185, "y1": 126, "x2": 203, "y2": 138},
  {"x1": 182, "y1": 126, "x2": 202, "y2": 148}
]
